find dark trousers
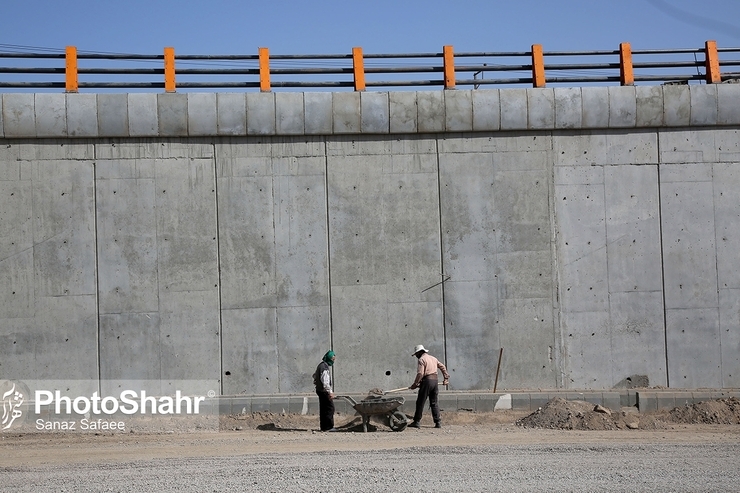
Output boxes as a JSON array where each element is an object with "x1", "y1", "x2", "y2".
[
  {"x1": 413, "y1": 376, "x2": 440, "y2": 424},
  {"x1": 317, "y1": 392, "x2": 335, "y2": 431}
]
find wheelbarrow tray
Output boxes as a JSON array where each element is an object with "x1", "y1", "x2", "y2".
[
  {"x1": 336, "y1": 395, "x2": 408, "y2": 432},
  {"x1": 353, "y1": 396, "x2": 404, "y2": 415}
]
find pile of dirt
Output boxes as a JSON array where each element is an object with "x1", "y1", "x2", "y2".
[
  {"x1": 516, "y1": 397, "x2": 644, "y2": 430},
  {"x1": 516, "y1": 397, "x2": 740, "y2": 431},
  {"x1": 659, "y1": 397, "x2": 740, "y2": 425}
]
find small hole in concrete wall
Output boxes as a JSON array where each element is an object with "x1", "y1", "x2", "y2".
[
  {"x1": 386, "y1": 371, "x2": 391, "y2": 376},
  {"x1": 225, "y1": 371, "x2": 231, "y2": 375}
]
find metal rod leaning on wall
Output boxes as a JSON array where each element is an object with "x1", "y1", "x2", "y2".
[{"x1": 493, "y1": 347, "x2": 503, "y2": 393}]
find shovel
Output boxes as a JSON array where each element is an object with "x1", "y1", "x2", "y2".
[{"x1": 368, "y1": 387, "x2": 408, "y2": 396}]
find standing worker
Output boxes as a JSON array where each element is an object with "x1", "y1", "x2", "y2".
[
  {"x1": 313, "y1": 350, "x2": 337, "y2": 432},
  {"x1": 408, "y1": 344, "x2": 449, "y2": 429}
]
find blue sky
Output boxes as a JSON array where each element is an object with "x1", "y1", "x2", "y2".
[{"x1": 3, "y1": 0, "x2": 739, "y2": 55}]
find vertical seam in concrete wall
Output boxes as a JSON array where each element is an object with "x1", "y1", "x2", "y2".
[
  {"x1": 322, "y1": 138, "x2": 335, "y2": 385},
  {"x1": 93, "y1": 142, "x2": 101, "y2": 392},
  {"x1": 656, "y1": 130, "x2": 670, "y2": 387},
  {"x1": 711, "y1": 160, "x2": 723, "y2": 387},
  {"x1": 434, "y1": 134, "x2": 448, "y2": 366},
  {"x1": 269, "y1": 141, "x2": 281, "y2": 393},
  {"x1": 548, "y1": 131, "x2": 564, "y2": 388},
  {"x1": 602, "y1": 165, "x2": 614, "y2": 386},
  {"x1": 213, "y1": 140, "x2": 224, "y2": 395}
]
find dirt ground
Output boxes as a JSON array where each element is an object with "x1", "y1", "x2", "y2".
[{"x1": 2, "y1": 397, "x2": 739, "y2": 469}]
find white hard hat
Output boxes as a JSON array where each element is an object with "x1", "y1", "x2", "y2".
[{"x1": 412, "y1": 344, "x2": 428, "y2": 355}]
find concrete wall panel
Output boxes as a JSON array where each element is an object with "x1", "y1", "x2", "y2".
[
  {"x1": 660, "y1": 175, "x2": 718, "y2": 309},
  {"x1": 217, "y1": 146, "x2": 276, "y2": 309},
  {"x1": 217, "y1": 93, "x2": 246, "y2": 136},
  {"x1": 96, "y1": 161, "x2": 158, "y2": 314},
  {"x1": 472, "y1": 89, "x2": 500, "y2": 131},
  {"x1": 275, "y1": 92, "x2": 305, "y2": 135},
  {"x1": 389, "y1": 91, "x2": 417, "y2": 133},
  {"x1": 714, "y1": 162, "x2": 740, "y2": 289},
  {"x1": 67, "y1": 94, "x2": 98, "y2": 137},
  {"x1": 158, "y1": 289, "x2": 220, "y2": 384},
  {"x1": 636, "y1": 86, "x2": 664, "y2": 127},
  {"x1": 562, "y1": 310, "x2": 612, "y2": 387},
  {"x1": 498, "y1": 298, "x2": 557, "y2": 388},
  {"x1": 128, "y1": 93, "x2": 158, "y2": 136},
  {"x1": 360, "y1": 92, "x2": 389, "y2": 134},
  {"x1": 222, "y1": 307, "x2": 278, "y2": 394},
  {"x1": 604, "y1": 165, "x2": 662, "y2": 293},
  {"x1": 554, "y1": 87, "x2": 582, "y2": 129},
  {"x1": 0, "y1": 295, "x2": 98, "y2": 382},
  {"x1": 555, "y1": 179, "x2": 609, "y2": 314},
  {"x1": 276, "y1": 305, "x2": 331, "y2": 394},
  {"x1": 97, "y1": 94, "x2": 129, "y2": 137},
  {"x1": 188, "y1": 93, "x2": 217, "y2": 136},
  {"x1": 609, "y1": 291, "x2": 667, "y2": 388},
  {"x1": 35, "y1": 93, "x2": 66, "y2": 137},
  {"x1": 2, "y1": 94, "x2": 35, "y2": 137},
  {"x1": 445, "y1": 90, "x2": 473, "y2": 132},
  {"x1": 665, "y1": 308, "x2": 721, "y2": 388},
  {"x1": 32, "y1": 160, "x2": 97, "y2": 297},
  {"x1": 158, "y1": 93, "x2": 188, "y2": 136},
  {"x1": 444, "y1": 280, "x2": 499, "y2": 389},
  {"x1": 246, "y1": 93, "x2": 276, "y2": 135},
  {"x1": 527, "y1": 88, "x2": 554, "y2": 129},
  {"x1": 719, "y1": 289, "x2": 740, "y2": 387}
]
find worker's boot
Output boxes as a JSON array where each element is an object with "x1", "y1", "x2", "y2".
[
  {"x1": 408, "y1": 421, "x2": 421, "y2": 428},
  {"x1": 434, "y1": 422, "x2": 442, "y2": 428}
]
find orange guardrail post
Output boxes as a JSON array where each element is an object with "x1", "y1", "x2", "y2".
[
  {"x1": 259, "y1": 47, "x2": 271, "y2": 92},
  {"x1": 532, "y1": 44, "x2": 545, "y2": 88},
  {"x1": 65, "y1": 46, "x2": 78, "y2": 93},
  {"x1": 705, "y1": 40, "x2": 721, "y2": 83},
  {"x1": 164, "y1": 47, "x2": 176, "y2": 92},
  {"x1": 443, "y1": 45, "x2": 455, "y2": 89},
  {"x1": 352, "y1": 47, "x2": 365, "y2": 91},
  {"x1": 619, "y1": 42, "x2": 634, "y2": 85}
]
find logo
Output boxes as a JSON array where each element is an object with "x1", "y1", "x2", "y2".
[{"x1": 1, "y1": 380, "x2": 28, "y2": 431}]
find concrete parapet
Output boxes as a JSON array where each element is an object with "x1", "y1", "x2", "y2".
[{"x1": 3, "y1": 86, "x2": 740, "y2": 138}]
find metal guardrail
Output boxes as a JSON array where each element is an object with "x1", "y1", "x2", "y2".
[{"x1": 0, "y1": 42, "x2": 739, "y2": 92}]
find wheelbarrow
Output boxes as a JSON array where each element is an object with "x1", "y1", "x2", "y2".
[{"x1": 336, "y1": 395, "x2": 409, "y2": 432}]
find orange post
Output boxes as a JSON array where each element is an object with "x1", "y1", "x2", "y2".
[
  {"x1": 443, "y1": 45, "x2": 455, "y2": 89},
  {"x1": 352, "y1": 47, "x2": 365, "y2": 91},
  {"x1": 619, "y1": 42, "x2": 634, "y2": 86},
  {"x1": 65, "y1": 46, "x2": 78, "y2": 93},
  {"x1": 705, "y1": 40, "x2": 721, "y2": 83},
  {"x1": 164, "y1": 47, "x2": 176, "y2": 92},
  {"x1": 259, "y1": 47, "x2": 271, "y2": 92},
  {"x1": 532, "y1": 44, "x2": 545, "y2": 88}
]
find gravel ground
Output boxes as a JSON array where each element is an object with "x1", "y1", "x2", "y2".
[
  {"x1": 3, "y1": 403, "x2": 739, "y2": 492},
  {"x1": 4, "y1": 442, "x2": 739, "y2": 492}
]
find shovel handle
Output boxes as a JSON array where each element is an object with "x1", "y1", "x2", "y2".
[{"x1": 385, "y1": 387, "x2": 409, "y2": 394}]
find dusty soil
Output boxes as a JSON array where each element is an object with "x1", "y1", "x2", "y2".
[
  {"x1": 1, "y1": 397, "x2": 739, "y2": 470},
  {"x1": 516, "y1": 396, "x2": 740, "y2": 430}
]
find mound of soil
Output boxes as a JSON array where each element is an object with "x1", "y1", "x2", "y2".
[
  {"x1": 660, "y1": 397, "x2": 740, "y2": 425},
  {"x1": 516, "y1": 398, "x2": 643, "y2": 430},
  {"x1": 516, "y1": 397, "x2": 740, "y2": 431}
]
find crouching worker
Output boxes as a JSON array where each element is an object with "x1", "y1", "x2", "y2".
[
  {"x1": 408, "y1": 344, "x2": 449, "y2": 429},
  {"x1": 313, "y1": 350, "x2": 337, "y2": 431}
]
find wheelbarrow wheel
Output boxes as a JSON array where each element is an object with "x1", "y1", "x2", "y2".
[{"x1": 388, "y1": 411, "x2": 408, "y2": 432}]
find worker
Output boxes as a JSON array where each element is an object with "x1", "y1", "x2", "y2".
[
  {"x1": 313, "y1": 350, "x2": 337, "y2": 431},
  {"x1": 408, "y1": 344, "x2": 449, "y2": 429}
]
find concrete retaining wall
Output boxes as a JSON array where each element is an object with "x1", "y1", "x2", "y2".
[{"x1": 1, "y1": 85, "x2": 740, "y2": 396}]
